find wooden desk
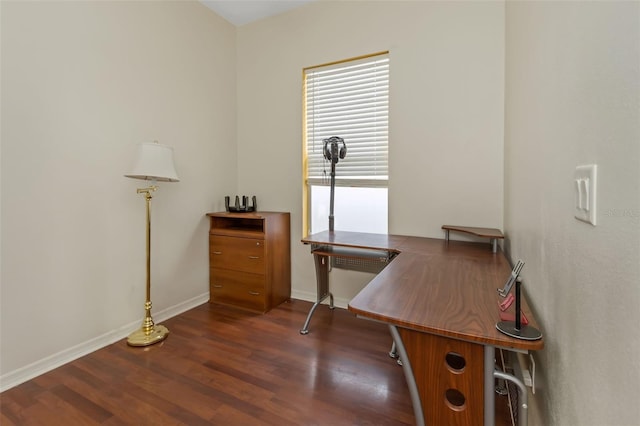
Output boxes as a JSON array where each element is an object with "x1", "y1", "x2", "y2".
[{"x1": 302, "y1": 231, "x2": 543, "y2": 426}]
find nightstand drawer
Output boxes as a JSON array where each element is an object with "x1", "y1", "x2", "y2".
[
  {"x1": 210, "y1": 268, "x2": 266, "y2": 312},
  {"x1": 210, "y1": 235, "x2": 265, "y2": 274}
]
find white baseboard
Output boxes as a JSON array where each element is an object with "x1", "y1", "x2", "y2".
[
  {"x1": 290, "y1": 289, "x2": 350, "y2": 310},
  {"x1": 0, "y1": 293, "x2": 209, "y2": 393}
]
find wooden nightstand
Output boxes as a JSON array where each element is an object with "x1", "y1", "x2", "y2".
[{"x1": 206, "y1": 211, "x2": 291, "y2": 313}]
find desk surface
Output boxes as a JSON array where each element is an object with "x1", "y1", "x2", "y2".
[{"x1": 303, "y1": 231, "x2": 544, "y2": 352}]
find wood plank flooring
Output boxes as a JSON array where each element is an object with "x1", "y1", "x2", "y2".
[{"x1": 1, "y1": 299, "x2": 513, "y2": 425}]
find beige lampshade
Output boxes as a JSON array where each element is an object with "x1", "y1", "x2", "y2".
[{"x1": 125, "y1": 142, "x2": 180, "y2": 182}]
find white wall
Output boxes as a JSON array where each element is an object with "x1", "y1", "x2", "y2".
[
  {"x1": 235, "y1": 0, "x2": 505, "y2": 305},
  {"x1": 504, "y1": 2, "x2": 640, "y2": 425},
  {"x1": 0, "y1": 1, "x2": 237, "y2": 388}
]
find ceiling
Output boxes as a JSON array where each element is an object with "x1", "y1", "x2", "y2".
[{"x1": 201, "y1": 0, "x2": 316, "y2": 26}]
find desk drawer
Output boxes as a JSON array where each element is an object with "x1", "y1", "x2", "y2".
[
  {"x1": 210, "y1": 235, "x2": 265, "y2": 274},
  {"x1": 210, "y1": 268, "x2": 266, "y2": 312}
]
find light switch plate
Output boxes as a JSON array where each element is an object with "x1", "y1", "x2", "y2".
[{"x1": 574, "y1": 164, "x2": 597, "y2": 225}]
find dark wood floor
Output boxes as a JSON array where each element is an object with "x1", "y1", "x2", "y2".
[{"x1": 1, "y1": 299, "x2": 512, "y2": 425}]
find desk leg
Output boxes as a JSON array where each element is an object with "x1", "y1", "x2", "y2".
[
  {"x1": 300, "y1": 253, "x2": 334, "y2": 335},
  {"x1": 484, "y1": 345, "x2": 496, "y2": 426},
  {"x1": 494, "y1": 368, "x2": 529, "y2": 426},
  {"x1": 389, "y1": 325, "x2": 425, "y2": 426}
]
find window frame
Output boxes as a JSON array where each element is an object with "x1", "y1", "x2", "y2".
[{"x1": 302, "y1": 52, "x2": 389, "y2": 236}]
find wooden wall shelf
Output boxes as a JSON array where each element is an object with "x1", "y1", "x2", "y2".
[{"x1": 442, "y1": 225, "x2": 504, "y2": 253}]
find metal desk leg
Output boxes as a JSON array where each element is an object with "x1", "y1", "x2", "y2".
[
  {"x1": 389, "y1": 325, "x2": 425, "y2": 426},
  {"x1": 494, "y1": 369, "x2": 529, "y2": 426},
  {"x1": 388, "y1": 342, "x2": 402, "y2": 366},
  {"x1": 300, "y1": 252, "x2": 334, "y2": 335},
  {"x1": 484, "y1": 345, "x2": 496, "y2": 426}
]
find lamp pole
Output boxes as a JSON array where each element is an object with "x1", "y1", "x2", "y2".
[{"x1": 127, "y1": 186, "x2": 169, "y2": 346}]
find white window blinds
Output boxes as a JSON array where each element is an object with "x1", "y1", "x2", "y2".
[{"x1": 304, "y1": 53, "x2": 389, "y2": 187}]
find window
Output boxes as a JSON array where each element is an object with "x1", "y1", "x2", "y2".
[{"x1": 303, "y1": 52, "x2": 389, "y2": 235}]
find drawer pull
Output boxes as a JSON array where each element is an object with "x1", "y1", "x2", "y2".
[
  {"x1": 212, "y1": 284, "x2": 223, "y2": 288},
  {"x1": 213, "y1": 251, "x2": 222, "y2": 255},
  {"x1": 248, "y1": 291, "x2": 261, "y2": 296},
  {"x1": 248, "y1": 256, "x2": 260, "y2": 260}
]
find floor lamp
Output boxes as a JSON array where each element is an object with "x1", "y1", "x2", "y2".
[{"x1": 124, "y1": 141, "x2": 179, "y2": 347}]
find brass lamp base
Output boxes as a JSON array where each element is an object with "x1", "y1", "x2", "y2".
[{"x1": 127, "y1": 324, "x2": 169, "y2": 347}]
